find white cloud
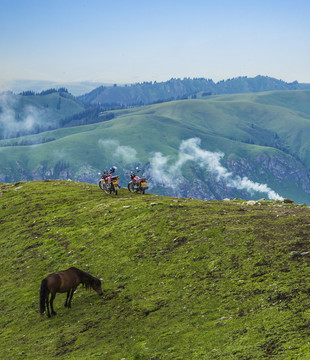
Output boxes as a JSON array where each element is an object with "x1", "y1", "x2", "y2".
[
  {"x1": 0, "y1": 93, "x2": 48, "y2": 138},
  {"x1": 98, "y1": 139, "x2": 137, "y2": 163},
  {"x1": 149, "y1": 137, "x2": 283, "y2": 200}
]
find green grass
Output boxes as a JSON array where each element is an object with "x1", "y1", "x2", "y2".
[{"x1": 1, "y1": 180, "x2": 310, "y2": 359}]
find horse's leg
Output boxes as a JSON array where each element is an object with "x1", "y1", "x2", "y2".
[
  {"x1": 50, "y1": 293, "x2": 57, "y2": 315},
  {"x1": 68, "y1": 287, "x2": 77, "y2": 308},
  {"x1": 45, "y1": 292, "x2": 51, "y2": 318},
  {"x1": 64, "y1": 291, "x2": 70, "y2": 307}
]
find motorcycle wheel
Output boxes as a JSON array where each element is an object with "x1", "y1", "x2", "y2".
[
  {"x1": 112, "y1": 185, "x2": 118, "y2": 195},
  {"x1": 99, "y1": 180, "x2": 104, "y2": 190},
  {"x1": 128, "y1": 183, "x2": 135, "y2": 193},
  {"x1": 100, "y1": 181, "x2": 110, "y2": 195}
]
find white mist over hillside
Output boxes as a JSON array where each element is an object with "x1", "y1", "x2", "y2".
[
  {"x1": 98, "y1": 139, "x2": 138, "y2": 163},
  {"x1": 179, "y1": 138, "x2": 283, "y2": 200},
  {"x1": 0, "y1": 93, "x2": 49, "y2": 139},
  {"x1": 99, "y1": 137, "x2": 284, "y2": 200}
]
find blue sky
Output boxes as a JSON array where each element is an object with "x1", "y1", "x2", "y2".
[{"x1": 1, "y1": 0, "x2": 309, "y2": 85}]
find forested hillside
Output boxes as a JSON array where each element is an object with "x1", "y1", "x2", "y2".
[{"x1": 78, "y1": 75, "x2": 310, "y2": 108}]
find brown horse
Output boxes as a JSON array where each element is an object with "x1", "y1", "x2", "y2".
[{"x1": 40, "y1": 267, "x2": 103, "y2": 317}]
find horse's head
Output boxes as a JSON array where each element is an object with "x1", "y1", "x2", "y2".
[{"x1": 93, "y1": 278, "x2": 103, "y2": 296}]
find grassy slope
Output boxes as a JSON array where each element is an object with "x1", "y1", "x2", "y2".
[
  {"x1": 1, "y1": 181, "x2": 310, "y2": 359},
  {"x1": 17, "y1": 92, "x2": 85, "y2": 118},
  {"x1": 14, "y1": 92, "x2": 86, "y2": 122},
  {"x1": 2, "y1": 90, "x2": 310, "y2": 160}
]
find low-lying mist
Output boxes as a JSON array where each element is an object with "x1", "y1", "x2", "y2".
[
  {"x1": 98, "y1": 137, "x2": 284, "y2": 200},
  {"x1": 0, "y1": 93, "x2": 52, "y2": 139}
]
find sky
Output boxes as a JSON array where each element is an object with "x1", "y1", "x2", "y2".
[{"x1": 1, "y1": 0, "x2": 310, "y2": 86}]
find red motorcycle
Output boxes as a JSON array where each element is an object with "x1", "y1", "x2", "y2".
[
  {"x1": 128, "y1": 168, "x2": 148, "y2": 194},
  {"x1": 99, "y1": 166, "x2": 120, "y2": 195}
]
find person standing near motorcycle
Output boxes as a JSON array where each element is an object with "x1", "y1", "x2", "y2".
[{"x1": 107, "y1": 166, "x2": 117, "y2": 175}]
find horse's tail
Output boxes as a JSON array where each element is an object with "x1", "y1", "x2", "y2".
[{"x1": 40, "y1": 278, "x2": 48, "y2": 315}]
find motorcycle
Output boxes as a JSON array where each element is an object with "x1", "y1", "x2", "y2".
[
  {"x1": 128, "y1": 168, "x2": 148, "y2": 194},
  {"x1": 99, "y1": 166, "x2": 120, "y2": 195}
]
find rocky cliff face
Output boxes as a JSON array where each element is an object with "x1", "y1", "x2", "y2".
[{"x1": 227, "y1": 155, "x2": 310, "y2": 198}]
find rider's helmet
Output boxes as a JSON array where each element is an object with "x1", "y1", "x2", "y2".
[{"x1": 110, "y1": 166, "x2": 117, "y2": 173}]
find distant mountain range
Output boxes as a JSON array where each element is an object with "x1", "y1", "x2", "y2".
[
  {"x1": 1, "y1": 79, "x2": 105, "y2": 96},
  {"x1": 3, "y1": 75, "x2": 310, "y2": 105},
  {"x1": 77, "y1": 75, "x2": 310, "y2": 108}
]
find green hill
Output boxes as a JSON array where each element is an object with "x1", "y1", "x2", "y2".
[
  {"x1": 1, "y1": 180, "x2": 310, "y2": 359},
  {"x1": 1, "y1": 90, "x2": 310, "y2": 203},
  {"x1": 0, "y1": 90, "x2": 85, "y2": 139}
]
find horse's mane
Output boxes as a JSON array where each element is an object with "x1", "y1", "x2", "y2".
[{"x1": 70, "y1": 267, "x2": 101, "y2": 289}]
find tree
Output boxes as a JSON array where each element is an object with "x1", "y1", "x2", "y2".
[{"x1": 56, "y1": 97, "x2": 61, "y2": 110}]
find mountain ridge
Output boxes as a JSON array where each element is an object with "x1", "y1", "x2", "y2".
[{"x1": 78, "y1": 75, "x2": 310, "y2": 108}]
